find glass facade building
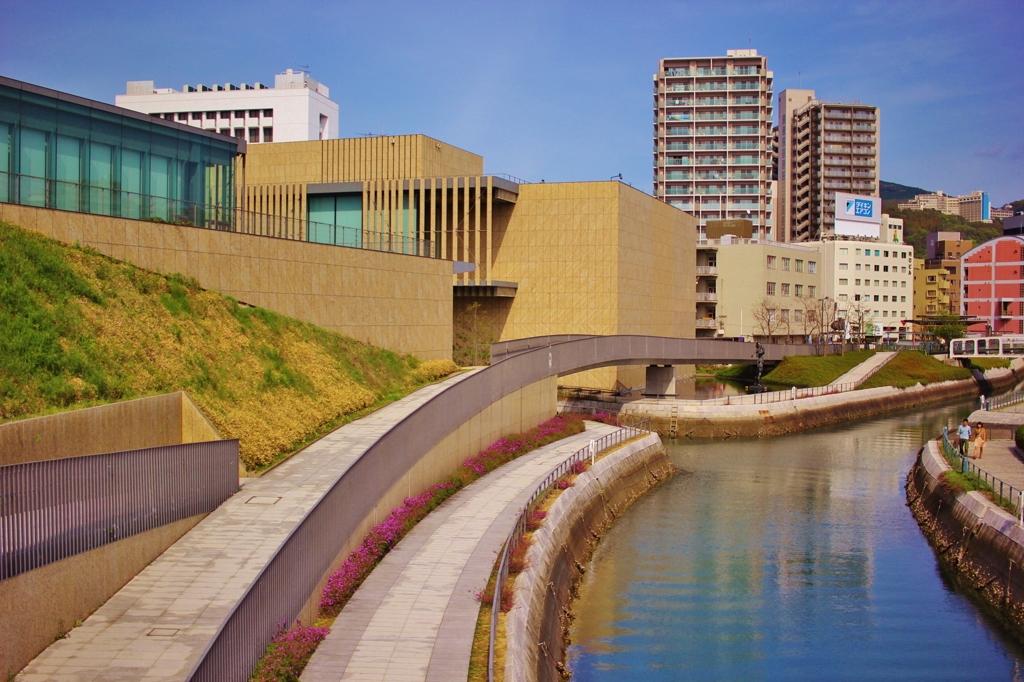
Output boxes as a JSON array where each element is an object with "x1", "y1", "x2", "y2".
[{"x1": 0, "y1": 76, "x2": 242, "y2": 226}]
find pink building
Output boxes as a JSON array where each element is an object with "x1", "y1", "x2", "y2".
[{"x1": 962, "y1": 236, "x2": 1024, "y2": 335}]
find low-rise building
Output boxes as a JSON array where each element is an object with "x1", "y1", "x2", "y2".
[
  {"x1": 963, "y1": 236, "x2": 1024, "y2": 335},
  {"x1": 925, "y1": 231, "x2": 973, "y2": 316}
]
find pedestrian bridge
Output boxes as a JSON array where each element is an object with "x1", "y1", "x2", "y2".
[{"x1": 23, "y1": 336, "x2": 816, "y2": 682}]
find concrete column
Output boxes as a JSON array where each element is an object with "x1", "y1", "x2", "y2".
[{"x1": 643, "y1": 365, "x2": 677, "y2": 398}]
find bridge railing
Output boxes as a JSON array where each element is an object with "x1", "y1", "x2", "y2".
[
  {"x1": 487, "y1": 419, "x2": 651, "y2": 681},
  {"x1": 0, "y1": 440, "x2": 238, "y2": 581},
  {"x1": 940, "y1": 427, "x2": 1023, "y2": 520},
  {"x1": 697, "y1": 382, "x2": 857, "y2": 405}
]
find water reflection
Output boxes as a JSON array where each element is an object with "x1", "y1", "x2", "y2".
[
  {"x1": 568, "y1": 402, "x2": 1024, "y2": 680},
  {"x1": 676, "y1": 376, "x2": 748, "y2": 401}
]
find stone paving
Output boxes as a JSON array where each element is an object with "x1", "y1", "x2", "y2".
[
  {"x1": 301, "y1": 423, "x2": 619, "y2": 682},
  {"x1": 15, "y1": 371, "x2": 478, "y2": 682},
  {"x1": 829, "y1": 351, "x2": 896, "y2": 387},
  {"x1": 962, "y1": 440, "x2": 1024, "y2": 494}
]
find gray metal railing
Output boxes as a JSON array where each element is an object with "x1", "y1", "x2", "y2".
[
  {"x1": 0, "y1": 440, "x2": 238, "y2": 581},
  {"x1": 697, "y1": 382, "x2": 857, "y2": 405},
  {"x1": 486, "y1": 420, "x2": 651, "y2": 681},
  {"x1": 984, "y1": 390, "x2": 1024, "y2": 411},
  {"x1": 940, "y1": 427, "x2": 1022, "y2": 519},
  {"x1": 0, "y1": 171, "x2": 436, "y2": 259}
]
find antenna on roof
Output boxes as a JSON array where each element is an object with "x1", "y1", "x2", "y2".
[{"x1": 295, "y1": 64, "x2": 310, "y2": 72}]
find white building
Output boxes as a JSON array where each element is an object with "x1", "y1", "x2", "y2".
[{"x1": 115, "y1": 70, "x2": 339, "y2": 144}]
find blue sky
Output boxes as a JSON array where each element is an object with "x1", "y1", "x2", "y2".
[{"x1": 2, "y1": 0, "x2": 1021, "y2": 204}]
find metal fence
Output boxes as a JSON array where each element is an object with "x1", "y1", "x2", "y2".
[
  {"x1": 940, "y1": 427, "x2": 1023, "y2": 521},
  {"x1": 1, "y1": 171, "x2": 436, "y2": 259},
  {"x1": 487, "y1": 420, "x2": 651, "y2": 681},
  {"x1": 698, "y1": 382, "x2": 857, "y2": 406},
  {"x1": 0, "y1": 440, "x2": 238, "y2": 582},
  {"x1": 984, "y1": 390, "x2": 1024, "y2": 411}
]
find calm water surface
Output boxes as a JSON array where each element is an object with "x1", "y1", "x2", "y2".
[{"x1": 568, "y1": 402, "x2": 1024, "y2": 680}]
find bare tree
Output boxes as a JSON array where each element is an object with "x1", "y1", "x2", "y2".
[
  {"x1": 846, "y1": 299, "x2": 872, "y2": 349},
  {"x1": 752, "y1": 296, "x2": 782, "y2": 343},
  {"x1": 799, "y1": 297, "x2": 820, "y2": 345}
]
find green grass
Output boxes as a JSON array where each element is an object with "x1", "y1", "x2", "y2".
[
  {"x1": 860, "y1": 351, "x2": 972, "y2": 389},
  {"x1": 760, "y1": 349, "x2": 875, "y2": 388},
  {"x1": 714, "y1": 364, "x2": 758, "y2": 381},
  {"x1": 939, "y1": 470, "x2": 1017, "y2": 514},
  {"x1": 969, "y1": 357, "x2": 1012, "y2": 370},
  {"x1": 0, "y1": 220, "x2": 458, "y2": 471}
]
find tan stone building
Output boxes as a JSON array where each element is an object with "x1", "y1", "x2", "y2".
[{"x1": 914, "y1": 258, "x2": 954, "y2": 317}]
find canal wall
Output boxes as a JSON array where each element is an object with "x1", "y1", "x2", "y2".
[
  {"x1": 907, "y1": 440, "x2": 1024, "y2": 642},
  {"x1": 613, "y1": 362, "x2": 1024, "y2": 439},
  {"x1": 504, "y1": 432, "x2": 673, "y2": 682}
]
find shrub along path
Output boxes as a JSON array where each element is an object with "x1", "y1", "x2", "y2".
[{"x1": 300, "y1": 423, "x2": 619, "y2": 682}]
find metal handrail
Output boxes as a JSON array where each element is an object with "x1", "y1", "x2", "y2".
[
  {"x1": 985, "y1": 390, "x2": 1024, "y2": 411},
  {"x1": 486, "y1": 419, "x2": 651, "y2": 681},
  {"x1": 0, "y1": 440, "x2": 238, "y2": 581},
  {"x1": 940, "y1": 427, "x2": 1023, "y2": 520},
  {"x1": 697, "y1": 382, "x2": 857, "y2": 405}
]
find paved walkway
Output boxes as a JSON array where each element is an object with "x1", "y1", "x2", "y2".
[
  {"x1": 829, "y1": 351, "x2": 896, "y2": 387},
  {"x1": 16, "y1": 371, "x2": 479, "y2": 682},
  {"x1": 301, "y1": 423, "x2": 618, "y2": 682},
  {"x1": 961, "y1": 440, "x2": 1024, "y2": 493}
]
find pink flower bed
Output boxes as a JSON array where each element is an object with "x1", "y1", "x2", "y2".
[{"x1": 250, "y1": 621, "x2": 329, "y2": 682}]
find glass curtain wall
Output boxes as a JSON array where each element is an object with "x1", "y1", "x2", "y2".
[{"x1": 0, "y1": 81, "x2": 238, "y2": 227}]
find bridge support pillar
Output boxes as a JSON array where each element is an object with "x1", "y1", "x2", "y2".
[{"x1": 643, "y1": 365, "x2": 677, "y2": 398}]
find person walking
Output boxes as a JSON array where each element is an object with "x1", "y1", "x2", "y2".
[
  {"x1": 957, "y1": 419, "x2": 972, "y2": 458},
  {"x1": 975, "y1": 422, "x2": 987, "y2": 460}
]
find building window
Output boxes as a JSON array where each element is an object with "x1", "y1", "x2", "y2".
[
  {"x1": 927, "y1": 275, "x2": 936, "y2": 283},
  {"x1": 884, "y1": 251, "x2": 889, "y2": 257},
  {"x1": 901, "y1": 266, "x2": 907, "y2": 273},
  {"x1": 874, "y1": 249, "x2": 880, "y2": 256},
  {"x1": 874, "y1": 280, "x2": 879, "y2": 286},
  {"x1": 767, "y1": 255, "x2": 776, "y2": 269},
  {"x1": 883, "y1": 295, "x2": 889, "y2": 302},
  {"x1": 781, "y1": 309, "x2": 790, "y2": 322},
  {"x1": 781, "y1": 283, "x2": 790, "y2": 296},
  {"x1": 874, "y1": 310, "x2": 880, "y2": 316},
  {"x1": 263, "y1": 127, "x2": 273, "y2": 143},
  {"x1": 234, "y1": 110, "x2": 245, "y2": 118},
  {"x1": 839, "y1": 278, "x2": 848, "y2": 285},
  {"x1": 883, "y1": 265, "x2": 890, "y2": 273},
  {"x1": 840, "y1": 247, "x2": 849, "y2": 255},
  {"x1": 808, "y1": 261, "x2": 817, "y2": 274},
  {"x1": 205, "y1": 112, "x2": 216, "y2": 120},
  {"x1": 795, "y1": 260, "x2": 804, "y2": 272},
  {"x1": 855, "y1": 248, "x2": 862, "y2": 256},
  {"x1": 809, "y1": 286, "x2": 816, "y2": 298},
  {"x1": 249, "y1": 109, "x2": 260, "y2": 117},
  {"x1": 249, "y1": 128, "x2": 260, "y2": 143},
  {"x1": 883, "y1": 311, "x2": 888, "y2": 317},
  {"x1": 782, "y1": 258, "x2": 791, "y2": 271},
  {"x1": 839, "y1": 294, "x2": 848, "y2": 300},
  {"x1": 901, "y1": 281, "x2": 907, "y2": 288},
  {"x1": 901, "y1": 296, "x2": 906, "y2": 302},
  {"x1": 840, "y1": 263, "x2": 849, "y2": 270},
  {"x1": 263, "y1": 109, "x2": 273, "y2": 117},
  {"x1": 191, "y1": 112, "x2": 202, "y2": 120},
  {"x1": 234, "y1": 128, "x2": 244, "y2": 138},
  {"x1": 855, "y1": 294, "x2": 861, "y2": 301},
  {"x1": 794, "y1": 309, "x2": 803, "y2": 323},
  {"x1": 220, "y1": 111, "x2": 230, "y2": 118},
  {"x1": 767, "y1": 282, "x2": 776, "y2": 296},
  {"x1": 795, "y1": 284, "x2": 804, "y2": 297},
  {"x1": 856, "y1": 264, "x2": 862, "y2": 271},
  {"x1": 874, "y1": 295, "x2": 880, "y2": 302},
  {"x1": 177, "y1": 113, "x2": 188, "y2": 121},
  {"x1": 883, "y1": 281, "x2": 889, "y2": 287}
]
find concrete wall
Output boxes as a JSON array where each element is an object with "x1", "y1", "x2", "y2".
[
  {"x1": 0, "y1": 392, "x2": 218, "y2": 466},
  {"x1": 243, "y1": 134, "x2": 484, "y2": 185},
  {"x1": 0, "y1": 203, "x2": 454, "y2": 360},
  {"x1": 484, "y1": 182, "x2": 696, "y2": 390},
  {"x1": 0, "y1": 513, "x2": 207, "y2": 680},
  {"x1": 296, "y1": 375, "x2": 558, "y2": 625}
]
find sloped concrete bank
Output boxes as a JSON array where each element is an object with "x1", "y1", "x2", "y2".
[
  {"x1": 504, "y1": 433, "x2": 673, "y2": 682},
  {"x1": 619, "y1": 363, "x2": 1023, "y2": 439},
  {"x1": 906, "y1": 440, "x2": 1024, "y2": 643}
]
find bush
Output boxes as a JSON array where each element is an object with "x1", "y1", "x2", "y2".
[
  {"x1": 1015, "y1": 424, "x2": 1024, "y2": 452},
  {"x1": 250, "y1": 622, "x2": 329, "y2": 682}
]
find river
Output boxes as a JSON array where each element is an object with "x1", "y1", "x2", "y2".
[{"x1": 568, "y1": 400, "x2": 1024, "y2": 680}]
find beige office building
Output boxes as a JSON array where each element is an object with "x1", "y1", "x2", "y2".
[
  {"x1": 776, "y1": 90, "x2": 880, "y2": 242},
  {"x1": 652, "y1": 49, "x2": 775, "y2": 239}
]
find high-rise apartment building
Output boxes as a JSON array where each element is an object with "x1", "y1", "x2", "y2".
[
  {"x1": 776, "y1": 90, "x2": 880, "y2": 242},
  {"x1": 653, "y1": 49, "x2": 774, "y2": 239},
  {"x1": 115, "y1": 70, "x2": 339, "y2": 144}
]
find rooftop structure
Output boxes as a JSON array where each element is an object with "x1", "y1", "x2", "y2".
[
  {"x1": 115, "y1": 69, "x2": 339, "y2": 144},
  {"x1": 652, "y1": 49, "x2": 774, "y2": 239}
]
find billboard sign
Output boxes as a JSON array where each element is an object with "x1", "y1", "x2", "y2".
[{"x1": 834, "y1": 192, "x2": 881, "y2": 238}]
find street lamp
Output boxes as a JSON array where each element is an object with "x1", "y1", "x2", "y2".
[{"x1": 611, "y1": 173, "x2": 623, "y2": 181}]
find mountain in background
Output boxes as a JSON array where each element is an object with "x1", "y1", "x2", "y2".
[{"x1": 880, "y1": 180, "x2": 931, "y2": 202}]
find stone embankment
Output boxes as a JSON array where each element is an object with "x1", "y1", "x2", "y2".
[
  {"x1": 906, "y1": 440, "x2": 1024, "y2": 642},
  {"x1": 612, "y1": 361, "x2": 1024, "y2": 438},
  {"x1": 504, "y1": 432, "x2": 673, "y2": 682}
]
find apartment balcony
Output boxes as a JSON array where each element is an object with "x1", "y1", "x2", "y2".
[
  {"x1": 696, "y1": 265, "x2": 718, "y2": 276},
  {"x1": 695, "y1": 98, "x2": 727, "y2": 106},
  {"x1": 666, "y1": 157, "x2": 692, "y2": 165},
  {"x1": 664, "y1": 171, "x2": 692, "y2": 180},
  {"x1": 853, "y1": 123, "x2": 877, "y2": 132},
  {"x1": 696, "y1": 68, "x2": 729, "y2": 76},
  {"x1": 666, "y1": 99, "x2": 691, "y2": 107},
  {"x1": 731, "y1": 127, "x2": 760, "y2": 135},
  {"x1": 825, "y1": 110, "x2": 852, "y2": 118},
  {"x1": 731, "y1": 112, "x2": 760, "y2": 120},
  {"x1": 731, "y1": 157, "x2": 760, "y2": 165},
  {"x1": 696, "y1": 128, "x2": 728, "y2": 136},
  {"x1": 852, "y1": 158, "x2": 876, "y2": 167},
  {"x1": 728, "y1": 203, "x2": 759, "y2": 210},
  {"x1": 695, "y1": 171, "x2": 727, "y2": 179},
  {"x1": 695, "y1": 187, "x2": 728, "y2": 194},
  {"x1": 697, "y1": 83, "x2": 728, "y2": 91},
  {"x1": 668, "y1": 202, "x2": 695, "y2": 211},
  {"x1": 731, "y1": 97, "x2": 760, "y2": 105},
  {"x1": 732, "y1": 83, "x2": 760, "y2": 90},
  {"x1": 695, "y1": 318, "x2": 719, "y2": 329},
  {"x1": 665, "y1": 186, "x2": 692, "y2": 195},
  {"x1": 696, "y1": 113, "x2": 728, "y2": 120},
  {"x1": 730, "y1": 188, "x2": 758, "y2": 194},
  {"x1": 666, "y1": 143, "x2": 692, "y2": 150},
  {"x1": 853, "y1": 112, "x2": 876, "y2": 120},
  {"x1": 730, "y1": 172, "x2": 760, "y2": 179},
  {"x1": 697, "y1": 292, "x2": 719, "y2": 301},
  {"x1": 666, "y1": 113, "x2": 691, "y2": 121},
  {"x1": 824, "y1": 123, "x2": 852, "y2": 131},
  {"x1": 852, "y1": 136, "x2": 876, "y2": 143},
  {"x1": 696, "y1": 157, "x2": 727, "y2": 165}
]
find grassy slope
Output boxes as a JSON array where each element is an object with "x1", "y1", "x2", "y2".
[
  {"x1": 860, "y1": 351, "x2": 971, "y2": 389},
  {"x1": 761, "y1": 349, "x2": 875, "y2": 388},
  {"x1": 0, "y1": 221, "x2": 457, "y2": 471}
]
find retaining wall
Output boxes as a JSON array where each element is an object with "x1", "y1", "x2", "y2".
[
  {"x1": 504, "y1": 432, "x2": 673, "y2": 682},
  {"x1": 620, "y1": 363, "x2": 1023, "y2": 438},
  {"x1": 906, "y1": 440, "x2": 1024, "y2": 643}
]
